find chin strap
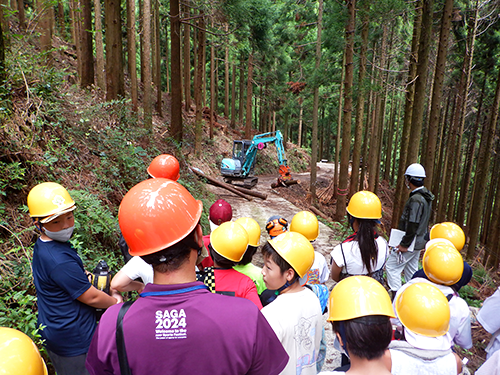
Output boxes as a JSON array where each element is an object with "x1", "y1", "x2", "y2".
[{"x1": 275, "y1": 277, "x2": 297, "y2": 295}]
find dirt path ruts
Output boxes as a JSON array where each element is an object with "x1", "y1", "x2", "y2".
[{"x1": 205, "y1": 163, "x2": 342, "y2": 371}]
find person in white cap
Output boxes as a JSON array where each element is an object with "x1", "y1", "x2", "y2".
[{"x1": 386, "y1": 163, "x2": 434, "y2": 297}]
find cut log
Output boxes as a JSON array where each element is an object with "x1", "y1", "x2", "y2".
[
  {"x1": 271, "y1": 179, "x2": 299, "y2": 189},
  {"x1": 190, "y1": 167, "x2": 253, "y2": 201},
  {"x1": 310, "y1": 206, "x2": 330, "y2": 221},
  {"x1": 232, "y1": 186, "x2": 267, "y2": 200}
]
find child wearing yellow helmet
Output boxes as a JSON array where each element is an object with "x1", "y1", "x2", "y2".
[
  {"x1": 318, "y1": 276, "x2": 394, "y2": 375},
  {"x1": 27, "y1": 182, "x2": 122, "y2": 375},
  {"x1": 389, "y1": 282, "x2": 462, "y2": 375},
  {"x1": 261, "y1": 232, "x2": 323, "y2": 375},
  {"x1": 401, "y1": 241, "x2": 472, "y2": 351},
  {"x1": 330, "y1": 191, "x2": 389, "y2": 284}
]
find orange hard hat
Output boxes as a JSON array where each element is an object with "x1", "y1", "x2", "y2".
[
  {"x1": 118, "y1": 179, "x2": 202, "y2": 256},
  {"x1": 147, "y1": 154, "x2": 180, "y2": 180}
]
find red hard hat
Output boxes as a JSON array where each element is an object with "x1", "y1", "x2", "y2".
[
  {"x1": 118, "y1": 179, "x2": 202, "y2": 256},
  {"x1": 147, "y1": 154, "x2": 180, "y2": 180}
]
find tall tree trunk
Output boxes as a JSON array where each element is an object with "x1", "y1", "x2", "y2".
[
  {"x1": 224, "y1": 24, "x2": 230, "y2": 118},
  {"x1": 239, "y1": 64, "x2": 245, "y2": 125},
  {"x1": 350, "y1": 6, "x2": 369, "y2": 197},
  {"x1": 105, "y1": 0, "x2": 124, "y2": 100},
  {"x1": 143, "y1": 0, "x2": 152, "y2": 129},
  {"x1": 79, "y1": 0, "x2": 94, "y2": 87},
  {"x1": 384, "y1": 92, "x2": 397, "y2": 181},
  {"x1": 466, "y1": 67, "x2": 500, "y2": 259},
  {"x1": 57, "y1": 1, "x2": 64, "y2": 36},
  {"x1": 194, "y1": 13, "x2": 205, "y2": 156},
  {"x1": 230, "y1": 63, "x2": 236, "y2": 127},
  {"x1": 335, "y1": 51, "x2": 345, "y2": 197},
  {"x1": 210, "y1": 20, "x2": 215, "y2": 139},
  {"x1": 154, "y1": 0, "x2": 162, "y2": 115},
  {"x1": 284, "y1": 112, "x2": 289, "y2": 151},
  {"x1": 244, "y1": 53, "x2": 254, "y2": 138},
  {"x1": 310, "y1": 0, "x2": 323, "y2": 203},
  {"x1": 481, "y1": 149, "x2": 500, "y2": 245},
  {"x1": 183, "y1": 3, "x2": 190, "y2": 107},
  {"x1": 94, "y1": 0, "x2": 106, "y2": 91},
  {"x1": 126, "y1": 0, "x2": 138, "y2": 109},
  {"x1": 38, "y1": 0, "x2": 53, "y2": 63},
  {"x1": 423, "y1": 0, "x2": 453, "y2": 187},
  {"x1": 407, "y1": 0, "x2": 434, "y2": 165},
  {"x1": 170, "y1": 0, "x2": 182, "y2": 141},
  {"x1": 298, "y1": 99, "x2": 303, "y2": 147},
  {"x1": 446, "y1": 3, "x2": 478, "y2": 220},
  {"x1": 336, "y1": 0, "x2": 355, "y2": 221},
  {"x1": 17, "y1": 0, "x2": 25, "y2": 29},
  {"x1": 165, "y1": 22, "x2": 170, "y2": 94},
  {"x1": 485, "y1": 142, "x2": 500, "y2": 268},
  {"x1": 139, "y1": 0, "x2": 144, "y2": 84},
  {"x1": 436, "y1": 93, "x2": 454, "y2": 222},
  {"x1": 0, "y1": 11, "x2": 4, "y2": 87},
  {"x1": 457, "y1": 79, "x2": 485, "y2": 225},
  {"x1": 392, "y1": 1, "x2": 422, "y2": 228}
]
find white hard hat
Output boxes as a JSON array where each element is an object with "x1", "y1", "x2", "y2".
[{"x1": 405, "y1": 163, "x2": 426, "y2": 178}]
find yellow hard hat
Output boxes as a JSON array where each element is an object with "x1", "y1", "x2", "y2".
[
  {"x1": 0, "y1": 327, "x2": 48, "y2": 375},
  {"x1": 423, "y1": 242, "x2": 464, "y2": 286},
  {"x1": 210, "y1": 221, "x2": 249, "y2": 262},
  {"x1": 430, "y1": 222, "x2": 466, "y2": 251},
  {"x1": 27, "y1": 182, "x2": 76, "y2": 223},
  {"x1": 395, "y1": 283, "x2": 450, "y2": 337},
  {"x1": 346, "y1": 191, "x2": 382, "y2": 219},
  {"x1": 290, "y1": 211, "x2": 319, "y2": 241},
  {"x1": 235, "y1": 217, "x2": 261, "y2": 247},
  {"x1": 268, "y1": 232, "x2": 314, "y2": 278},
  {"x1": 425, "y1": 238, "x2": 455, "y2": 250},
  {"x1": 327, "y1": 276, "x2": 395, "y2": 322}
]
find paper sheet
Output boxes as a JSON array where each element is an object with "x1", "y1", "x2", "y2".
[{"x1": 388, "y1": 228, "x2": 416, "y2": 252}]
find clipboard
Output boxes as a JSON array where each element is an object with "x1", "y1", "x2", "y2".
[{"x1": 388, "y1": 229, "x2": 416, "y2": 252}]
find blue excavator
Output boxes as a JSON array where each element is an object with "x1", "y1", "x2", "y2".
[{"x1": 220, "y1": 130, "x2": 294, "y2": 189}]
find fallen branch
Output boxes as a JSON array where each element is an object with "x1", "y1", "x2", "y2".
[{"x1": 190, "y1": 167, "x2": 252, "y2": 201}]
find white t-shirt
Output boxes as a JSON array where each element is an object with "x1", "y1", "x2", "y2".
[
  {"x1": 478, "y1": 287, "x2": 500, "y2": 358},
  {"x1": 300, "y1": 251, "x2": 330, "y2": 286},
  {"x1": 318, "y1": 372, "x2": 345, "y2": 375},
  {"x1": 261, "y1": 288, "x2": 323, "y2": 375},
  {"x1": 330, "y1": 236, "x2": 389, "y2": 276},
  {"x1": 393, "y1": 278, "x2": 472, "y2": 350},
  {"x1": 390, "y1": 347, "x2": 457, "y2": 375},
  {"x1": 121, "y1": 256, "x2": 154, "y2": 285}
]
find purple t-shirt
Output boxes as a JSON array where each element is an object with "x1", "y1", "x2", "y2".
[{"x1": 86, "y1": 281, "x2": 288, "y2": 375}]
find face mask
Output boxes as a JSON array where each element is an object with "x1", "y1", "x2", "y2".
[{"x1": 44, "y1": 226, "x2": 75, "y2": 242}]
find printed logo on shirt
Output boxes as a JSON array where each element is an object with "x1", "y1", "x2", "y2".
[
  {"x1": 155, "y1": 309, "x2": 187, "y2": 340},
  {"x1": 306, "y1": 269, "x2": 320, "y2": 285},
  {"x1": 294, "y1": 315, "x2": 317, "y2": 373}
]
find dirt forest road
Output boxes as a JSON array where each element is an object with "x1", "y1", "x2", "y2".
[{"x1": 205, "y1": 162, "x2": 342, "y2": 371}]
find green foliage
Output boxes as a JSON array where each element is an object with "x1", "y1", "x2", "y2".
[
  {"x1": 459, "y1": 285, "x2": 482, "y2": 308},
  {"x1": 472, "y1": 264, "x2": 496, "y2": 288},
  {"x1": 0, "y1": 161, "x2": 26, "y2": 196},
  {"x1": 0, "y1": 249, "x2": 39, "y2": 338}
]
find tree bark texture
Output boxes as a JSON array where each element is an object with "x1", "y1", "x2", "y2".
[
  {"x1": 466, "y1": 67, "x2": 500, "y2": 259},
  {"x1": 105, "y1": 0, "x2": 124, "y2": 100},
  {"x1": 170, "y1": 0, "x2": 182, "y2": 141},
  {"x1": 336, "y1": 0, "x2": 355, "y2": 222},
  {"x1": 183, "y1": 4, "x2": 191, "y2": 108},
  {"x1": 391, "y1": 1, "x2": 422, "y2": 228},
  {"x1": 194, "y1": 13, "x2": 205, "y2": 156},
  {"x1": 126, "y1": 0, "x2": 138, "y2": 110},
  {"x1": 143, "y1": 0, "x2": 152, "y2": 129},
  {"x1": 310, "y1": 0, "x2": 323, "y2": 202},
  {"x1": 94, "y1": 0, "x2": 106, "y2": 91},
  {"x1": 79, "y1": 0, "x2": 94, "y2": 87},
  {"x1": 350, "y1": 7, "x2": 369, "y2": 197},
  {"x1": 423, "y1": 0, "x2": 453, "y2": 187},
  {"x1": 244, "y1": 53, "x2": 254, "y2": 138}
]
